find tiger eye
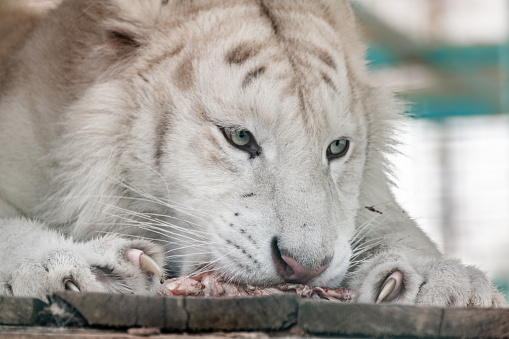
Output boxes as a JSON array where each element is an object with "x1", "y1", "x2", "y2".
[
  {"x1": 230, "y1": 130, "x2": 251, "y2": 146},
  {"x1": 327, "y1": 139, "x2": 349, "y2": 159},
  {"x1": 221, "y1": 127, "x2": 261, "y2": 158}
]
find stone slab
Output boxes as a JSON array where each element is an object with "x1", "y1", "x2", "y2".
[
  {"x1": 52, "y1": 292, "x2": 187, "y2": 330},
  {"x1": 298, "y1": 299, "x2": 443, "y2": 338},
  {"x1": 298, "y1": 300, "x2": 509, "y2": 338},
  {"x1": 185, "y1": 295, "x2": 299, "y2": 331},
  {"x1": 0, "y1": 296, "x2": 46, "y2": 326},
  {"x1": 53, "y1": 293, "x2": 299, "y2": 332},
  {"x1": 2, "y1": 293, "x2": 509, "y2": 338}
]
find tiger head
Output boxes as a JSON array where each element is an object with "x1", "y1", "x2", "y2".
[{"x1": 41, "y1": 0, "x2": 398, "y2": 287}]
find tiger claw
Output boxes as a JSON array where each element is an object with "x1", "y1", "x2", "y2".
[
  {"x1": 376, "y1": 277, "x2": 396, "y2": 303},
  {"x1": 65, "y1": 280, "x2": 80, "y2": 292},
  {"x1": 127, "y1": 249, "x2": 164, "y2": 284},
  {"x1": 376, "y1": 271, "x2": 403, "y2": 303},
  {"x1": 140, "y1": 253, "x2": 165, "y2": 284}
]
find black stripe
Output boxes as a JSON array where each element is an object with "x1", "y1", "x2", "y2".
[
  {"x1": 226, "y1": 42, "x2": 261, "y2": 65},
  {"x1": 259, "y1": 0, "x2": 279, "y2": 34},
  {"x1": 154, "y1": 111, "x2": 170, "y2": 169},
  {"x1": 321, "y1": 72, "x2": 337, "y2": 92},
  {"x1": 318, "y1": 50, "x2": 337, "y2": 71},
  {"x1": 242, "y1": 66, "x2": 266, "y2": 88}
]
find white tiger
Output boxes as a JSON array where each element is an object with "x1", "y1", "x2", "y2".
[{"x1": 0, "y1": 0, "x2": 505, "y2": 307}]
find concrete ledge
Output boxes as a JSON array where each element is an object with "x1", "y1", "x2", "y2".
[
  {"x1": 185, "y1": 295, "x2": 298, "y2": 331},
  {"x1": 299, "y1": 299, "x2": 509, "y2": 338},
  {"x1": 441, "y1": 307, "x2": 509, "y2": 338},
  {"x1": 0, "y1": 296, "x2": 46, "y2": 326},
  {"x1": 1, "y1": 293, "x2": 508, "y2": 338},
  {"x1": 52, "y1": 292, "x2": 298, "y2": 332},
  {"x1": 52, "y1": 292, "x2": 187, "y2": 330},
  {"x1": 298, "y1": 299, "x2": 442, "y2": 338}
]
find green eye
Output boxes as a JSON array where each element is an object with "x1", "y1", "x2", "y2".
[
  {"x1": 230, "y1": 129, "x2": 251, "y2": 146},
  {"x1": 220, "y1": 126, "x2": 261, "y2": 158},
  {"x1": 327, "y1": 138, "x2": 349, "y2": 159}
]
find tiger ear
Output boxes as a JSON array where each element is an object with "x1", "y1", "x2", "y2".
[
  {"x1": 107, "y1": 0, "x2": 162, "y2": 24},
  {"x1": 101, "y1": 0, "x2": 162, "y2": 54}
]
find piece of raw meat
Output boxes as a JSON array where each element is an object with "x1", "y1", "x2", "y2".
[{"x1": 159, "y1": 272, "x2": 353, "y2": 302}]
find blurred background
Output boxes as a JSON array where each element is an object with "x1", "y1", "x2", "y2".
[{"x1": 351, "y1": 0, "x2": 509, "y2": 301}]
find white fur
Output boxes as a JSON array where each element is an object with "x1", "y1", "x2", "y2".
[{"x1": 0, "y1": 0, "x2": 505, "y2": 307}]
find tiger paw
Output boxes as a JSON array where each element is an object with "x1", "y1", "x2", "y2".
[
  {"x1": 350, "y1": 251, "x2": 507, "y2": 307},
  {"x1": 7, "y1": 236, "x2": 165, "y2": 302}
]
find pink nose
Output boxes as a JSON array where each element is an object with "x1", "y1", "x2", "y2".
[{"x1": 277, "y1": 255, "x2": 329, "y2": 284}]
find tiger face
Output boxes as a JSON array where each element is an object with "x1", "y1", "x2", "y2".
[
  {"x1": 110, "y1": 0, "x2": 369, "y2": 287},
  {"x1": 35, "y1": 0, "x2": 382, "y2": 288}
]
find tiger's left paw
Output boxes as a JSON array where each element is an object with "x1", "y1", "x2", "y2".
[{"x1": 350, "y1": 251, "x2": 507, "y2": 307}]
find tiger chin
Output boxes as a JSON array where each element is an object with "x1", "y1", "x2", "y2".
[{"x1": 0, "y1": 0, "x2": 505, "y2": 307}]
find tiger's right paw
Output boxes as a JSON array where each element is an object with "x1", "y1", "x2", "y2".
[{"x1": 7, "y1": 236, "x2": 165, "y2": 302}]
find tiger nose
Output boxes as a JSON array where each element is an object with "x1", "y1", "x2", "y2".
[
  {"x1": 272, "y1": 240, "x2": 329, "y2": 284},
  {"x1": 279, "y1": 255, "x2": 329, "y2": 284}
]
